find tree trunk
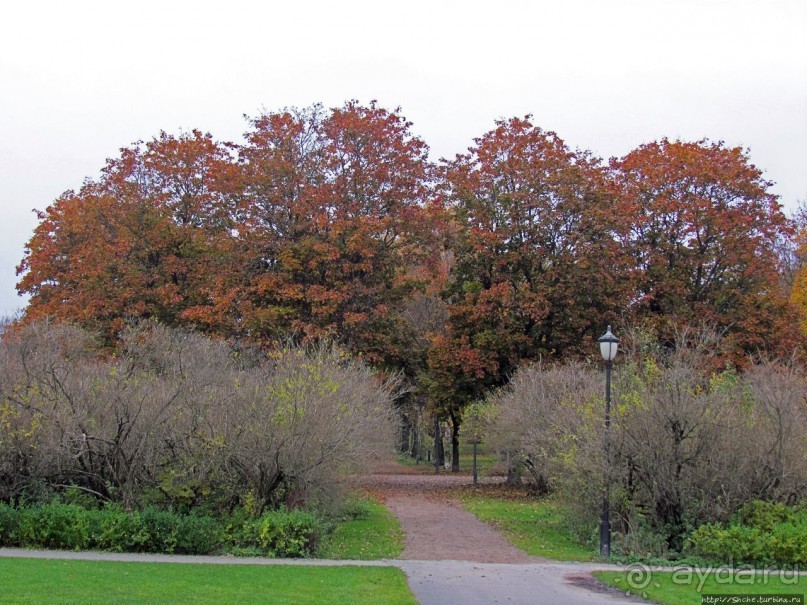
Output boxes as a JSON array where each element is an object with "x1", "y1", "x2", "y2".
[
  {"x1": 410, "y1": 416, "x2": 420, "y2": 461},
  {"x1": 434, "y1": 416, "x2": 444, "y2": 471},
  {"x1": 505, "y1": 451, "x2": 521, "y2": 486},
  {"x1": 449, "y1": 410, "x2": 460, "y2": 473},
  {"x1": 399, "y1": 414, "x2": 410, "y2": 453}
]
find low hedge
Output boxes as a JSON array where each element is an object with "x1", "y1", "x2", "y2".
[
  {"x1": 688, "y1": 501, "x2": 807, "y2": 566},
  {"x1": 0, "y1": 502, "x2": 324, "y2": 557}
]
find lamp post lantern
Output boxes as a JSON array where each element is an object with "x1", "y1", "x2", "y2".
[{"x1": 597, "y1": 325, "x2": 619, "y2": 558}]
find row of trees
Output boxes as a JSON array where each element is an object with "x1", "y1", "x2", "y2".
[{"x1": 14, "y1": 101, "x2": 807, "y2": 466}]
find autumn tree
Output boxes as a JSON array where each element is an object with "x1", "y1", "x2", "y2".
[
  {"x1": 428, "y1": 116, "x2": 629, "y2": 470},
  {"x1": 443, "y1": 117, "x2": 629, "y2": 363},
  {"x1": 611, "y1": 139, "x2": 803, "y2": 359},
  {"x1": 190, "y1": 101, "x2": 436, "y2": 365},
  {"x1": 18, "y1": 102, "x2": 439, "y2": 368},
  {"x1": 789, "y1": 200, "x2": 807, "y2": 338},
  {"x1": 17, "y1": 130, "x2": 235, "y2": 340}
]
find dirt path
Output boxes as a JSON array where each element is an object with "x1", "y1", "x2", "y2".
[
  {"x1": 353, "y1": 463, "x2": 648, "y2": 604},
  {"x1": 356, "y1": 464, "x2": 544, "y2": 564}
]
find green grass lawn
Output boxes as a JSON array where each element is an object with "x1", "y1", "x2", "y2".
[
  {"x1": 455, "y1": 486, "x2": 596, "y2": 561},
  {"x1": 317, "y1": 497, "x2": 403, "y2": 560},
  {"x1": 0, "y1": 558, "x2": 417, "y2": 605},
  {"x1": 593, "y1": 570, "x2": 806, "y2": 605}
]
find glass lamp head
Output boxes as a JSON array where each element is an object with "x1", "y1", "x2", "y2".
[{"x1": 598, "y1": 325, "x2": 619, "y2": 361}]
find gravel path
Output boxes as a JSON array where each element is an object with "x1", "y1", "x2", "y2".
[
  {"x1": 364, "y1": 473, "x2": 539, "y2": 563},
  {"x1": 353, "y1": 466, "x2": 648, "y2": 604}
]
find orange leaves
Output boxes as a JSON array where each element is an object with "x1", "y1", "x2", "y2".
[
  {"x1": 18, "y1": 132, "x2": 234, "y2": 342},
  {"x1": 210, "y1": 102, "x2": 436, "y2": 360},
  {"x1": 611, "y1": 138, "x2": 797, "y2": 357},
  {"x1": 16, "y1": 104, "x2": 804, "y2": 374},
  {"x1": 792, "y1": 265, "x2": 807, "y2": 339},
  {"x1": 439, "y1": 115, "x2": 627, "y2": 383}
]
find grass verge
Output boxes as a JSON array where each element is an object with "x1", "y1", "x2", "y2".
[
  {"x1": 593, "y1": 570, "x2": 805, "y2": 605},
  {"x1": 0, "y1": 558, "x2": 417, "y2": 605},
  {"x1": 455, "y1": 486, "x2": 595, "y2": 561},
  {"x1": 317, "y1": 497, "x2": 403, "y2": 560}
]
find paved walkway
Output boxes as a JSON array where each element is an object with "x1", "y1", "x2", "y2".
[
  {"x1": 397, "y1": 560, "x2": 646, "y2": 605},
  {"x1": 357, "y1": 470, "x2": 647, "y2": 603}
]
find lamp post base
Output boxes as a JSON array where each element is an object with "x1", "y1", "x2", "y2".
[{"x1": 600, "y1": 495, "x2": 610, "y2": 558}]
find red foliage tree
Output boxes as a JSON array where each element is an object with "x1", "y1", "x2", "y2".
[
  {"x1": 432, "y1": 116, "x2": 629, "y2": 400},
  {"x1": 183, "y1": 102, "x2": 436, "y2": 365},
  {"x1": 17, "y1": 130, "x2": 234, "y2": 339},
  {"x1": 611, "y1": 139, "x2": 802, "y2": 359}
]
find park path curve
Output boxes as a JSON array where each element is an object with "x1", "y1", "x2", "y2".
[{"x1": 354, "y1": 463, "x2": 647, "y2": 604}]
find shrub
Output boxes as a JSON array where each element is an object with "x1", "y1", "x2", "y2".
[
  {"x1": 87, "y1": 507, "x2": 141, "y2": 552},
  {"x1": 0, "y1": 503, "x2": 19, "y2": 545},
  {"x1": 173, "y1": 513, "x2": 222, "y2": 555},
  {"x1": 0, "y1": 321, "x2": 397, "y2": 515},
  {"x1": 127, "y1": 507, "x2": 221, "y2": 554},
  {"x1": 14, "y1": 502, "x2": 90, "y2": 550},
  {"x1": 738, "y1": 500, "x2": 795, "y2": 531},
  {"x1": 0, "y1": 497, "x2": 337, "y2": 558},
  {"x1": 688, "y1": 502, "x2": 807, "y2": 565},
  {"x1": 257, "y1": 509, "x2": 323, "y2": 557},
  {"x1": 485, "y1": 328, "x2": 807, "y2": 558}
]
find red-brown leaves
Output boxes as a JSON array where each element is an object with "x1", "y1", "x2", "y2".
[
  {"x1": 18, "y1": 131, "x2": 235, "y2": 341},
  {"x1": 611, "y1": 139, "x2": 800, "y2": 360},
  {"x1": 435, "y1": 116, "x2": 628, "y2": 398},
  {"x1": 16, "y1": 107, "x2": 804, "y2": 374}
]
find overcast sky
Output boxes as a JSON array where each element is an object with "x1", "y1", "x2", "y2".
[{"x1": 2, "y1": 0, "x2": 805, "y2": 317}]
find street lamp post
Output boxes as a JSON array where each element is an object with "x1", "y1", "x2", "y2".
[{"x1": 597, "y1": 325, "x2": 619, "y2": 559}]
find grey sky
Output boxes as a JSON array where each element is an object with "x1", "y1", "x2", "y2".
[{"x1": 2, "y1": 0, "x2": 805, "y2": 317}]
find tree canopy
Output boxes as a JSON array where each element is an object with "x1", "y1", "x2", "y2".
[{"x1": 16, "y1": 103, "x2": 805, "y2": 390}]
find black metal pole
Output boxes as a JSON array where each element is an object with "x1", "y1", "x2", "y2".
[{"x1": 600, "y1": 359, "x2": 612, "y2": 558}]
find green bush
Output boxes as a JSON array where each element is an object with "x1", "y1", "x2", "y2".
[
  {"x1": 738, "y1": 500, "x2": 796, "y2": 530},
  {"x1": 688, "y1": 501, "x2": 807, "y2": 565},
  {"x1": 0, "y1": 500, "x2": 327, "y2": 557},
  {"x1": 88, "y1": 506, "x2": 141, "y2": 552},
  {"x1": 0, "y1": 503, "x2": 19, "y2": 545},
  {"x1": 173, "y1": 513, "x2": 222, "y2": 554},
  {"x1": 768, "y1": 521, "x2": 807, "y2": 564},
  {"x1": 257, "y1": 509, "x2": 323, "y2": 557},
  {"x1": 128, "y1": 508, "x2": 223, "y2": 554},
  {"x1": 14, "y1": 502, "x2": 91, "y2": 550},
  {"x1": 134, "y1": 507, "x2": 180, "y2": 553}
]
